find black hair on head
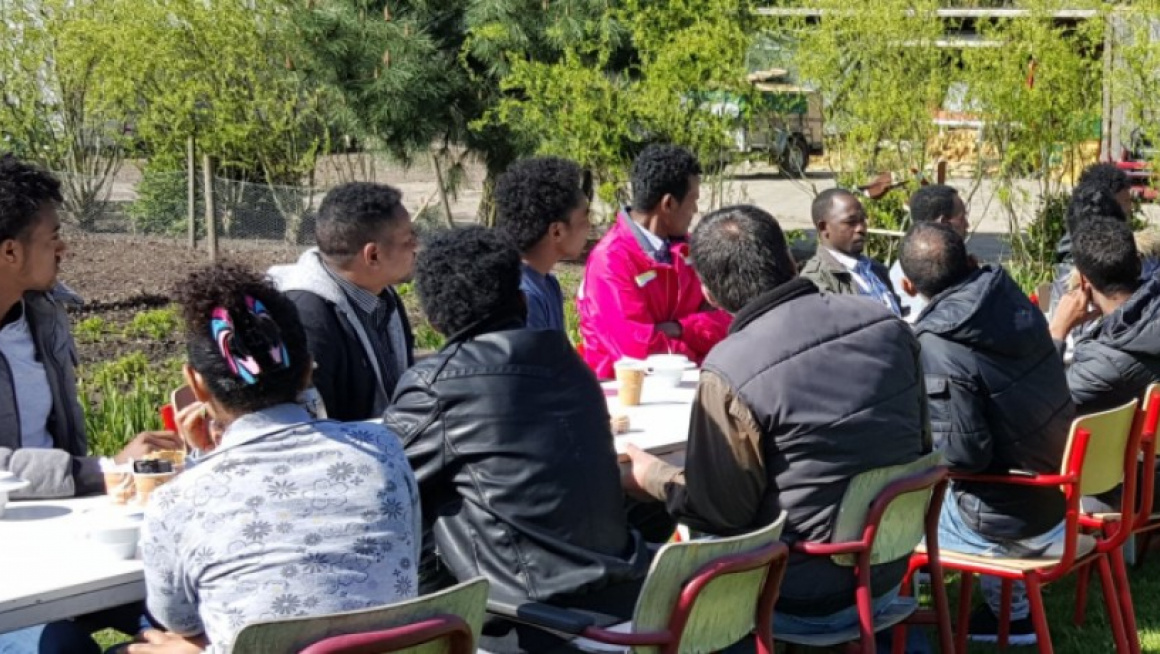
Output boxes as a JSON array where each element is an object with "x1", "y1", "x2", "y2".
[
  {"x1": 899, "y1": 222, "x2": 971, "y2": 298},
  {"x1": 495, "y1": 156, "x2": 586, "y2": 252},
  {"x1": 690, "y1": 205, "x2": 796, "y2": 313},
  {"x1": 631, "y1": 144, "x2": 702, "y2": 212},
  {"x1": 174, "y1": 262, "x2": 310, "y2": 414},
  {"x1": 0, "y1": 154, "x2": 63, "y2": 242},
  {"x1": 414, "y1": 226, "x2": 523, "y2": 337},
  {"x1": 811, "y1": 187, "x2": 856, "y2": 226},
  {"x1": 315, "y1": 182, "x2": 406, "y2": 259},
  {"x1": 1072, "y1": 217, "x2": 1142, "y2": 296},
  {"x1": 1076, "y1": 163, "x2": 1130, "y2": 196},
  {"x1": 1066, "y1": 185, "x2": 1127, "y2": 234},
  {"x1": 909, "y1": 185, "x2": 960, "y2": 224}
]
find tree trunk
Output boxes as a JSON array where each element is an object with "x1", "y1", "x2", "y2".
[{"x1": 476, "y1": 170, "x2": 498, "y2": 227}]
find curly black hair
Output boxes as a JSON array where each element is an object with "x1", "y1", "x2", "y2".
[
  {"x1": 1076, "y1": 163, "x2": 1130, "y2": 195},
  {"x1": 174, "y1": 263, "x2": 311, "y2": 414},
  {"x1": 909, "y1": 185, "x2": 960, "y2": 224},
  {"x1": 414, "y1": 226, "x2": 522, "y2": 337},
  {"x1": 1066, "y1": 184, "x2": 1127, "y2": 234},
  {"x1": 495, "y1": 157, "x2": 586, "y2": 253},
  {"x1": 0, "y1": 154, "x2": 63, "y2": 242},
  {"x1": 1073, "y1": 217, "x2": 1141, "y2": 296},
  {"x1": 631, "y1": 144, "x2": 702, "y2": 212},
  {"x1": 315, "y1": 182, "x2": 406, "y2": 259}
]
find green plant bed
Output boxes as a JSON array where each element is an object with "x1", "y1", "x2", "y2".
[{"x1": 79, "y1": 352, "x2": 185, "y2": 457}]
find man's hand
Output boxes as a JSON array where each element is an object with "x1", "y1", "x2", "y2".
[
  {"x1": 1049, "y1": 287, "x2": 1101, "y2": 341},
  {"x1": 114, "y1": 431, "x2": 185, "y2": 465},
  {"x1": 656, "y1": 321, "x2": 683, "y2": 339},
  {"x1": 621, "y1": 444, "x2": 665, "y2": 501},
  {"x1": 126, "y1": 630, "x2": 207, "y2": 654}
]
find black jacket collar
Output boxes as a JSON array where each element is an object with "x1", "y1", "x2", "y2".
[{"x1": 729, "y1": 278, "x2": 819, "y2": 334}]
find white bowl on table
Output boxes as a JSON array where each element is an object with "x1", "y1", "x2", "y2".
[
  {"x1": 82, "y1": 507, "x2": 144, "y2": 560},
  {"x1": 646, "y1": 354, "x2": 695, "y2": 389},
  {"x1": 0, "y1": 471, "x2": 30, "y2": 519}
]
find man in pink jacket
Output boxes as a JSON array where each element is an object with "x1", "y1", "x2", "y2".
[{"x1": 578, "y1": 144, "x2": 731, "y2": 378}]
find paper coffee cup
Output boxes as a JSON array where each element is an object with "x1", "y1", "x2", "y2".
[
  {"x1": 134, "y1": 472, "x2": 176, "y2": 506},
  {"x1": 614, "y1": 359, "x2": 647, "y2": 406},
  {"x1": 103, "y1": 472, "x2": 134, "y2": 505}
]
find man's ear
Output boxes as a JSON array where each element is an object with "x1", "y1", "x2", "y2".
[
  {"x1": 700, "y1": 283, "x2": 722, "y2": 310},
  {"x1": 900, "y1": 277, "x2": 919, "y2": 298},
  {"x1": 1077, "y1": 272, "x2": 1091, "y2": 294},
  {"x1": 361, "y1": 241, "x2": 381, "y2": 267},
  {"x1": 0, "y1": 238, "x2": 20, "y2": 266}
]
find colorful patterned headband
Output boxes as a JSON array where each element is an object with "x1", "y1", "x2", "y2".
[{"x1": 210, "y1": 296, "x2": 290, "y2": 385}]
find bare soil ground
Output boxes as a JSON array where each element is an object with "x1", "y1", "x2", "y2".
[{"x1": 62, "y1": 231, "x2": 304, "y2": 365}]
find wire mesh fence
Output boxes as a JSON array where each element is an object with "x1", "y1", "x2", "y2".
[
  {"x1": 52, "y1": 168, "x2": 328, "y2": 247},
  {"x1": 51, "y1": 158, "x2": 467, "y2": 258}
]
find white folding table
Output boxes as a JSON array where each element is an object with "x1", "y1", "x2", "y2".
[
  {"x1": 603, "y1": 369, "x2": 698, "y2": 465},
  {"x1": 0, "y1": 496, "x2": 145, "y2": 633}
]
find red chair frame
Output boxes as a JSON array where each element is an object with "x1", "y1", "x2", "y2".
[
  {"x1": 1074, "y1": 389, "x2": 1160, "y2": 654},
  {"x1": 787, "y1": 466, "x2": 954, "y2": 654},
  {"x1": 908, "y1": 417, "x2": 1144, "y2": 654},
  {"x1": 299, "y1": 614, "x2": 475, "y2": 654},
  {"x1": 573, "y1": 540, "x2": 790, "y2": 654}
]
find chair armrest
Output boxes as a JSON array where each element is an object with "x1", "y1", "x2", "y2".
[
  {"x1": 486, "y1": 599, "x2": 596, "y2": 635},
  {"x1": 792, "y1": 541, "x2": 865, "y2": 556},
  {"x1": 951, "y1": 472, "x2": 1074, "y2": 487}
]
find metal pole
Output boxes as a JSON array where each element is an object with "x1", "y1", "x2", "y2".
[
  {"x1": 202, "y1": 154, "x2": 218, "y2": 261},
  {"x1": 187, "y1": 134, "x2": 197, "y2": 249}
]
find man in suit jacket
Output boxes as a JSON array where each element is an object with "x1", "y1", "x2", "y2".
[{"x1": 799, "y1": 188, "x2": 901, "y2": 317}]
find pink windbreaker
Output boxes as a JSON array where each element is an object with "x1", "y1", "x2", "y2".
[{"x1": 577, "y1": 212, "x2": 732, "y2": 379}]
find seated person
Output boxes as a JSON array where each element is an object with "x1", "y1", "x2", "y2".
[
  {"x1": 132, "y1": 263, "x2": 420, "y2": 654},
  {"x1": 0, "y1": 155, "x2": 180, "y2": 654},
  {"x1": 900, "y1": 223, "x2": 1073, "y2": 646},
  {"x1": 1053, "y1": 163, "x2": 1133, "y2": 268},
  {"x1": 1050, "y1": 216, "x2": 1160, "y2": 512},
  {"x1": 889, "y1": 184, "x2": 970, "y2": 321},
  {"x1": 576, "y1": 144, "x2": 730, "y2": 378},
  {"x1": 0, "y1": 154, "x2": 182, "y2": 499},
  {"x1": 495, "y1": 156, "x2": 591, "y2": 331},
  {"x1": 269, "y1": 182, "x2": 417, "y2": 421},
  {"x1": 624, "y1": 205, "x2": 927, "y2": 636},
  {"x1": 383, "y1": 227, "x2": 650, "y2": 654},
  {"x1": 1048, "y1": 164, "x2": 1160, "y2": 338},
  {"x1": 800, "y1": 188, "x2": 901, "y2": 317}
]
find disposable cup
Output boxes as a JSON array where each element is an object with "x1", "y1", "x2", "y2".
[
  {"x1": 614, "y1": 359, "x2": 647, "y2": 406},
  {"x1": 103, "y1": 472, "x2": 134, "y2": 505},
  {"x1": 134, "y1": 472, "x2": 176, "y2": 506}
]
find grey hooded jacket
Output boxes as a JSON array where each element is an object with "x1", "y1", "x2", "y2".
[
  {"x1": 269, "y1": 249, "x2": 413, "y2": 421},
  {"x1": 0, "y1": 291, "x2": 102, "y2": 498}
]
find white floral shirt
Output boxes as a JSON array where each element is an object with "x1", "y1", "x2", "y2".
[{"x1": 140, "y1": 404, "x2": 420, "y2": 653}]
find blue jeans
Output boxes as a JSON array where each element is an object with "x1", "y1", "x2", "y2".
[
  {"x1": 0, "y1": 623, "x2": 100, "y2": 654},
  {"x1": 722, "y1": 585, "x2": 903, "y2": 652},
  {"x1": 937, "y1": 492, "x2": 1066, "y2": 620}
]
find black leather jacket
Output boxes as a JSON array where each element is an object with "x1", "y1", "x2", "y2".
[{"x1": 383, "y1": 320, "x2": 650, "y2": 651}]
